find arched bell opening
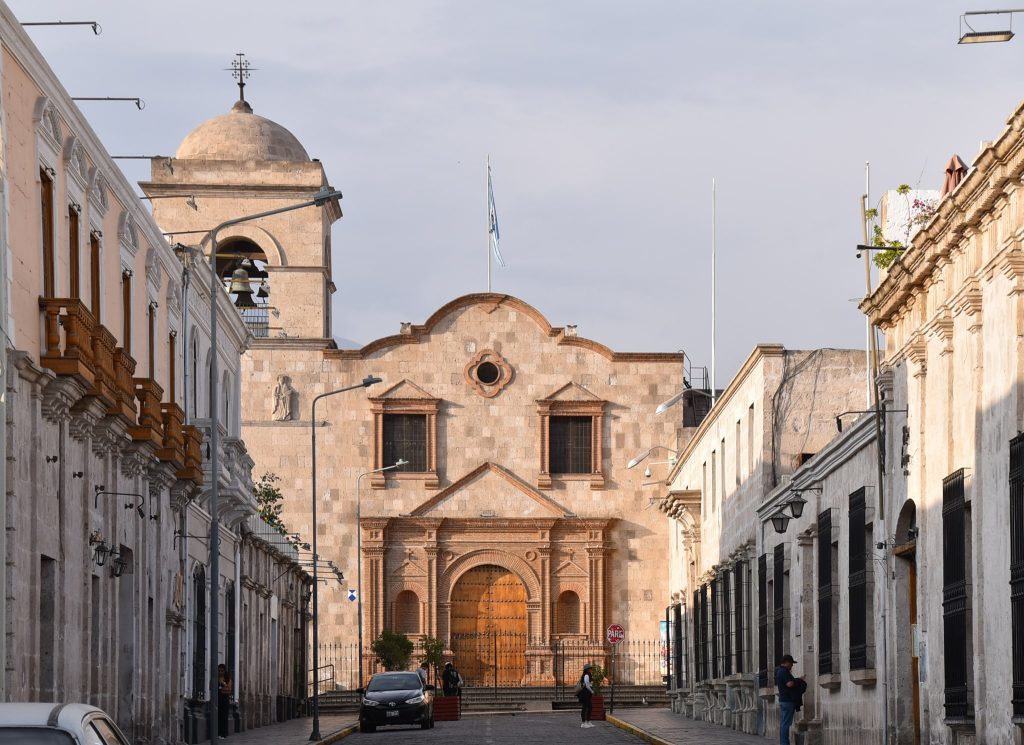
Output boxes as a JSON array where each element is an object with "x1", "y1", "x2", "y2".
[{"x1": 217, "y1": 239, "x2": 271, "y2": 337}]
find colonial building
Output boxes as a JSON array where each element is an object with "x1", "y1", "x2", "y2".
[
  {"x1": 0, "y1": 4, "x2": 311, "y2": 743},
  {"x1": 859, "y1": 98, "x2": 1024, "y2": 744},
  {"x1": 659, "y1": 346, "x2": 867, "y2": 738}
]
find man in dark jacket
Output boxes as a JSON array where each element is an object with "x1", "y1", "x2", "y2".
[{"x1": 775, "y1": 654, "x2": 800, "y2": 744}]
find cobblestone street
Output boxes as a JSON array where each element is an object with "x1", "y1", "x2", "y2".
[{"x1": 346, "y1": 712, "x2": 644, "y2": 744}]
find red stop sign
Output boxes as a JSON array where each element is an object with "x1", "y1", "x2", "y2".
[{"x1": 606, "y1": 624, "x2": 625, "y2": 645}]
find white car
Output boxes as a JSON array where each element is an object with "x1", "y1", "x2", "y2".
[{"x1": 0, "y1": 704, "x2": 129, "y2": 744}]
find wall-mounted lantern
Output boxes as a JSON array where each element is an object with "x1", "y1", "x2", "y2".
[{"x1": 88, "y1": 530, "x2": 110, "y2": 567}]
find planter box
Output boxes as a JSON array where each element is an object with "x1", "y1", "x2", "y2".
[
  {"x1": 591, "y1": 695, "x2": 605, "y2": 721},
  {"x1": 434, "y1": 695, "x2": 461, "y2": 721}
]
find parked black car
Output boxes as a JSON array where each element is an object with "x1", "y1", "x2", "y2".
[{"x1": 358, "y1": 671, "x2": 435, "y2": 732}]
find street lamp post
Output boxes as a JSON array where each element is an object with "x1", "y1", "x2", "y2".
[
  {"x1": 355, "y1": 460, "x2": 407, "y2": 692},
  {"x1": 309, "y1": 376, "x2": 383, "y2": 741},
  {"x1": 204, "y1": 187, "x2": 341, "y2": 744}
]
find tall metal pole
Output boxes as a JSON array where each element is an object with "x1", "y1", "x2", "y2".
[
  {"x1": 356, "y1": 472, "x2": 364, "y2": 690},
  {"x1": 310, "y1": 377, "x2": 383, "y2": 741},
  {"x1": 199, "y1": 189, "x2": 341, "y2": 744},
  {"x1": 487, "y1": 155, "x2": 492, "y2": 294},
  {"x1": 355, "y1": 462, "x2": 405, "y2": 689},
  {"x1": 207, "y1": 230, "x2": 221, "y2": 744},
  {"x1": 711, "y1": 178, "x2": 716, "y2": 406}
]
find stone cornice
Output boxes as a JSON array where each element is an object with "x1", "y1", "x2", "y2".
[{"x1": 862, "y1": 98, "x2": 1024, "y2": 325}]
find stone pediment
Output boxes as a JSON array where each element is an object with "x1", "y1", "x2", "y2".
[
  {"x1": 373, "y1": 379, "x2": 438, "y2": 401},
  {"x1": 554, "y1": 557, "x2": 588, "y2": 577},
  {"x1": 391, "y1": 551, "x2": 427, "y2": 579},
  {"x1": 409, "y1": 462, "x2": 574, "y2": 518},
  {"x1": 540, "y1": 382, "x2": 602, "y2": 403}
]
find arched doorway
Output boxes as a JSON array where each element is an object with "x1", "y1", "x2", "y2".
[{"x1": 450, "y1": 565, "x2": 527, "y2": 686}]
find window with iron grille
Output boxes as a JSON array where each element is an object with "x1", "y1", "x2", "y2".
[
  {"x1": 723, "y1": 568, "x2": 733, "y2": 676},
  {"x1": 549, "y1": 416, "x2": 593, "y2": 474},
  {"x1": 673, "y1": 602, "x2": 687, "y2": 689},
  {"x1": 734, "y1": 561, "x2": 745, "y2": 673},
  {"x1": 773, "y1": 544, "x2": 786, "y2": 666},
  {"x1": 849, "y1": 488, "x2": 871, "y2": 670},
  {"x1": 383, "y1": 414, "x2": 428, "y2": 472},
  {"x1": 225, "y1": 581, "x2": 236, "y2": 689},
  {"x1": 757, "y1": 554, "x2": 768, "y2": 688},
  {"x1": 942, "y1": 468, "x2": 973, "y2": 720},
  {"x1": 701, "y1": 584, "x2": 710, "y2": 682},
  {"x1": 693, "y1": 589, "x2": 702, "y2": 682},
  {"x1": 818, "y1": 509, "x2": 837, "y2": 675},
  {"x1": 711, "y1": 576, "x2": 721, "y2": 679},
  {"x1": 1011, "y1": 433, "x2": 1024, "y2": 717},
  {"x1": 192, "y1": 565, "x2": 207, "y2": 699}
]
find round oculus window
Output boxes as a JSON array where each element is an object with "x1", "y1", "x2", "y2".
[{"x1": 475, "y1": 361, "x2": 501, "y2": 385}]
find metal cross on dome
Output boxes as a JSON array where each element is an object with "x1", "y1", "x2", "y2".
[{"x1": 225, "y1": 52, "x2": 257, "y2": 103}]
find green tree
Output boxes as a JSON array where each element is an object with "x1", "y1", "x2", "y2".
[
  {"x1": 253, "y1": 472, "x2": 309, "y2": 551},
  {"x1": 371, "y1": 629, "x2": 413, "y2": 671},
  {"x1": 419, "y1": 636, "x2": 445, "y2": 688}
]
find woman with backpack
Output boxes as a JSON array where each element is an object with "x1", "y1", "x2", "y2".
[{"x1": 577, "y1": 663, "x2": 594, "y2": 728}]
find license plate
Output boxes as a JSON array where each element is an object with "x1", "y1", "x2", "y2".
[{"x1": 386, "y1": 710, "x2": 399, "y2": 718}]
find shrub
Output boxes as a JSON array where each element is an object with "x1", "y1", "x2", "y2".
[{"x1": 371, "y1": 629, "x2": 413, "y2": 671}]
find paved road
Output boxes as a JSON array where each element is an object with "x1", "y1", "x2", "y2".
[{"x1": 347, "y1": 712, "x2": 645, "y2": 744}]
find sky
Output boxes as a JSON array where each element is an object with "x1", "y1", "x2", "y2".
[{"x1": 10, "y1": 1, "x2": 1024, "y2": 386}]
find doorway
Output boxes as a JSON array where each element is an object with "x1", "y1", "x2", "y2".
[
  {"x1": 450, "y1": 565, "x2": 527, "y2": 686},
  {"x1": 894, "y1": 500, "x2": 921, "y2": 745}
]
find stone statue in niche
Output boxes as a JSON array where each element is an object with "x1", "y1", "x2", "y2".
[{"x1": 272, "y1": 375, "x2": 296, "y2": 421}]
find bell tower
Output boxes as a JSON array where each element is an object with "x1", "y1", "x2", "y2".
[{"x1": 141, "y1": 86, "x2": 340, "y2": 342}]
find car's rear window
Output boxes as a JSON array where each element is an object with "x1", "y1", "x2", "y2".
[
  {"x1": 367, "y1": 673, "x2": 421, "y2": 692},
  {"x1": 0, "y1": 728, "x2": 75, "y2": 744}
]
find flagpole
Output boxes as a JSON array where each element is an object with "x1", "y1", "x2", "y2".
[
  {"x1": 711, "y1": 177, "x2": 716, "y2": 406},
  {"x1": 487, "y1": 155, "x2": 492, "y2": 293}
]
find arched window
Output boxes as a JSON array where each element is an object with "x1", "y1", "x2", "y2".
[
  {"x1": 192, "y1": 565, "x2": 207, "y2": 698},
  {"x1": 555, "y1": 590, "x2": 581, "y2": 635},
  {"x1": 218, "y1": 239, "x2": 270, "y2": 338},
  {"x1": 394, "y1": 590, "x2": 420, "y2": 635}
]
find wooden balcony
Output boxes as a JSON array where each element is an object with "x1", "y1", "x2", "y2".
[
  {"x1": 129, "y1": 377, "x2": 164, "y2": 446},
  {"x1": 158, "y1": 402, "x2": 186, "y2": 467},
  {"x1": 177, "y1": 424, "x2": 204, "y2": 485},
  {"x1": 89, "y1": 324, "x2": 119, "y2": 409},
  {"x1": 39, "y1": 297, "x2": 97, "y2": 387},
  {"x1": 111, "y1": 347, "x2": 138, "y2": 423}
]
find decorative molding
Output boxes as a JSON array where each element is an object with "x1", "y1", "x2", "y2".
[{"x1": 464, "y1": 348, "x2": 513, "y2": 398}]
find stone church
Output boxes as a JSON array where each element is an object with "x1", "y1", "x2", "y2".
[{"x1": 146, "y1": 91, "x2": 686, "y2": 688}]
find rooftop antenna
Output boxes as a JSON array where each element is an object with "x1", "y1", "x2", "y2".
[{"x1": 226, "y1": 52, "x2": 256, "y2": 104}]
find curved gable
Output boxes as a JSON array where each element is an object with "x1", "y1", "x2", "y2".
[{"x1": 326, "y1": 292, "x2": 684, "y2": 363}]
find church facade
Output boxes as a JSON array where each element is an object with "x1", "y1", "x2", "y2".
[{"x1": 145, "y1": 95, "x2": 687, "y2": 687}]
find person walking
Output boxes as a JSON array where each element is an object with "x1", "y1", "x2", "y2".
[
  {"x1": 775, "y1": 654, "x2": 800, "y2": 744},
  {"x1": 217, "y1": 663, "x2": 233, "y2": 739},
  {"x1": 578, "y1": 663, "x2": 595, "y2": 729}
]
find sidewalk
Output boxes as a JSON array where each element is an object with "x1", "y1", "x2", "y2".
[
  {"x1": 220, "y1": 716, "x2": 356, "y2": 745},
  {"x1": 608, "y1": 708, "x2": 767, "y2": 744}
]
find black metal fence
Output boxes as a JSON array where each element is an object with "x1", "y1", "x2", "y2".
[{"x1": 317, "y1": 636, "x2": 665, "y2": 693}]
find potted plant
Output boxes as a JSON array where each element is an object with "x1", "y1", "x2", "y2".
[{"x1": 588, "y1": 663, "x2": 608, "y2": 721}]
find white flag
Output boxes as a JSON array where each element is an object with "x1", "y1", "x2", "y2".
[{"x1": 488, "y1": 163, "x2": 506, "y2": 268}]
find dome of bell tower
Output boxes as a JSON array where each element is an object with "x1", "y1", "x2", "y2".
[{"x1": 175, "y1": 100, "x2": 309, "y2": 162}]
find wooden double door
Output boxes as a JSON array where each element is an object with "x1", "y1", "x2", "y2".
[{"x1": 450, "y1": 565, "x2": 528, "y2": 686}]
